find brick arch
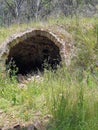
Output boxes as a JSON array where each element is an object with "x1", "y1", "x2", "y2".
[{"x1": 0, "y1": 28, "x2": 73, "y2": 75}]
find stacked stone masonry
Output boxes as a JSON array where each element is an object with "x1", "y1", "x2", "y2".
[{"x1": 0, "y1": 28, "x2": 73, "y2": 75}]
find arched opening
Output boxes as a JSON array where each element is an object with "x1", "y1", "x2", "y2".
[{"x1": 6, "y1": 35, "x2": 61, "y2": 75}]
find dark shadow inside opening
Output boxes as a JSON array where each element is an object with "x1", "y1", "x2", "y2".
[{"x1": 6, "y1": 35, "x2": 61, "y2": 75}]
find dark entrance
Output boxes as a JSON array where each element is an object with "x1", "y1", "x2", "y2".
[{"x1": 6, "y1": 35, "x2": 61, "y2": 75}]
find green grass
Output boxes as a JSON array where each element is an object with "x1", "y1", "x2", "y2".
[
  {"x1": 0, "y1": 66, "x2": 98, "y2": 129},
  {"x1": 0, "y1": 17, "x2": 98, "y2": 129}
]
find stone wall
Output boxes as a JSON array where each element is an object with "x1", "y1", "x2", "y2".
[{"x1": 0, "y1": 28, "x2": 73, "y2": 74}]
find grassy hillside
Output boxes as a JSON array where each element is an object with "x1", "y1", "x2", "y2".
[{"x1": 0, "y1": 17, "x2": 98, "y2": 129}]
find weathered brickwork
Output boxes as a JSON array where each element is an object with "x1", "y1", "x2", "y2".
[{"x1": 0, "y1": 28, "x2": 73, "y2": 74}]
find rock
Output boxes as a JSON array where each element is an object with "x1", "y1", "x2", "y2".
[{"x1": 17, "y1": 74, "x2": 25, "y2": 83}]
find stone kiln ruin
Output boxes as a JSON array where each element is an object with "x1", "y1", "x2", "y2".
[{"x1": 0, "y1": 28, "x2": 73, "y2": 75}]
